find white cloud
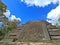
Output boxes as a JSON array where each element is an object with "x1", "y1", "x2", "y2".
[
  {"x1": 3, "y1": 10, "x2": 10, "y2": 18},
  {"x1": 21, "y1": 0, "x2": 59, "y2": 7},
  {"x1": 47, "y1": 5, "x2": 60, "y2": 19},
  {"x1": 10, "y1": 15, "x2": 21, "y2": 21},
  {"x1": 47, "y1": 0, "x2": 60, "y2": 25},
  {"x1": 47, "y1": 5, "x2": 60, "y2": 25},
  {"x1": 3, "y1": 10, "x2": 21, "y2": 21}
]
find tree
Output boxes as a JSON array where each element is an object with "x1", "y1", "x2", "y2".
[
  {"x1": 5, "y1": 19, "x2": 20, "y2": 33},
  {"x1": 55, "y1": 18, "x2": 60, "y2": 29},
  {"x1": 0, "y1": 1, "x2": 20, "y2": 40},
  {"x1": 0, "y1": 1, "x2": 8, "y2": 40}
]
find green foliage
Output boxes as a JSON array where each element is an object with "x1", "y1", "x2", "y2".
[
  {"x1": 0, "y1": 1, "x2": 20, "y2": 40},
  {"x1": 0, "y1": 28, "x2": 5, "y2": 40},
  {"x1": 0, "y1": 20, "x2": 20, "y2": 40},
  {"x1": 55, "y1": 18, "x2": 60, "y2": 29}
]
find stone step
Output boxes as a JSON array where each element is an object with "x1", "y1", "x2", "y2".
[
  {"x1": 49, "y1": 31, "x2": 60, "y2": 35},
  {"x1": 1, "y1": 39, "x2": 13, "y2": 42},
  {"x1": 48, "y1": 29, "x2": 59, "y2": 32},
  {"x1": 51, "y1": 36, "x2": 60, "y2": 41}
]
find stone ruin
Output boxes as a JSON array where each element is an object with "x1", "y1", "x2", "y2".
[{"x1": 2, "y1": 20, "x2": 60, "y2": 42}]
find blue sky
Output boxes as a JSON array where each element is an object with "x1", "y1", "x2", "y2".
[{"x1": 2, "y1": 0, "x2": 60, "y2": 24}]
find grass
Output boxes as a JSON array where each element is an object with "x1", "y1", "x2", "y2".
[{"x1": 0, "y1": 42, "x2": 60, "y2": 45}]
